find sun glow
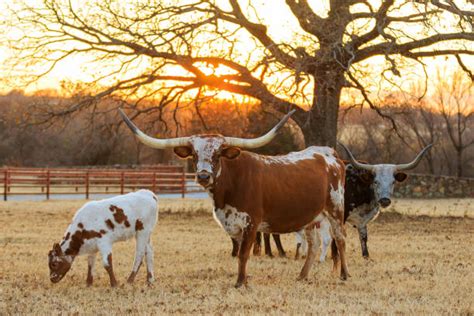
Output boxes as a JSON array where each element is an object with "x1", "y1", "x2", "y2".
[{"x1": 0, "y1": 0, "x2": 472, "y2": 106}]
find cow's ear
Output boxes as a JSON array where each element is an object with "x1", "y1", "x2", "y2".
[
  {"x1": 394, "y1": 172, "x2": 407, "y2": 182},
  {"x1": 221, "y1": 147, "x2": 241, "y2": 159},
  {"x1": 359, "y1": 172, "x2": 374, "y2": 184},
  {"x1": 173, "y1": 146, "x2": 193, "y2": 159}
]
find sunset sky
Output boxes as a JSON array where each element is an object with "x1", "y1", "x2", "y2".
[{"x1": 0, "y1": 0, "x2": 472, "y2": 104}]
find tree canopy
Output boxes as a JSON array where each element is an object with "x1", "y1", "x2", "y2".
[{"x1": 2, "y1": 0, "x2": 473, "y2": 146}]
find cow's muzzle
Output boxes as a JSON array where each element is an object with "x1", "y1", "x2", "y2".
[
  {"x1": 378, "y1": 198, "x2": 391, "y2": 208},
  {"x1": 50, "y1": 273, "x2": 64, "y2": 283},
  {"x1": 196, "y1": 172, "x2": 212, "y2": 187}
]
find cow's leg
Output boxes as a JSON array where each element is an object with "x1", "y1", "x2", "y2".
[
  {"x1": 86, "y1": 253, "x2": 96, "y2": 286},
  {"x1": 127, "y1": 232, "x2": 148, "y2": 284},
  {"x1": 231, "y1": 238, "x2": 239, "y2": 257},
  {"x1": 263, "y1": 233, "x2": 273, "y2": 257},
  {"x1": 295, "y1": 230, "x2": 306, "y2": 260},
  {"x1": 99, "y1": 247, "x2": 118, "y2": 287},
  {"x1": 235, "y1": 226, "x2": 257, "y2": 288},
  {"x1": 145, "y1": 240, "x2": 155, "y2": 284},
  {"x1": 358, "y1": 225, "x2": 369, "y2": 259},
  {"x1": 297, "y1": 225, "x2": 319, "y2": 280},
  {"x1": 330, "y1": 239, "x2": 339, "y2": 274},
  {"x1": 319, "y1": 221, "x2": 332, "y2": 262},
  {"x1": 295, "y1": 242, "x2": 301, "y2": 260},
  {"x1": 253, "y1": 232, "x2": 262, "y2": 256},
  {"x1": 273, "y1": 234, "x2": 286, "y2": 257},
  {"x1": 328, "y1": 217, "x2": 349, "y2": 280}
]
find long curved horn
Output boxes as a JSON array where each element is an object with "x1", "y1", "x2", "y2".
[
  {"x1": 224, "y1": 109, "x2": 296, "y2": 149},
  {"x1": 119, "y1": 109, "x2": 190, "y2": 148},
  {"x1": 338, "y1": 142, "x2": 375, "y2": 171},
  {"x1": 396, "y1": 144, "x2": 433, "y2": 171}
]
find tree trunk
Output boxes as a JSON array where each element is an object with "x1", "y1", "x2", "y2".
[
  {"x1": 299, "y1": 72, "x2": 344, "y2": 148},
  {"x1": 457, "y1": 148, "x2": 463, "y2": 177}
]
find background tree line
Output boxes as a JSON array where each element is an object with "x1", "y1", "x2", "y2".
[
  {"x1": 2, "y1": 0, "x2": 472, "y2": 149},
  {"x1": 1, "y1": 71, "x2": 472, "y2": 177}
]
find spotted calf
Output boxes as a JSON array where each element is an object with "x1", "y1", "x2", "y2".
[{"x1": 48, "y1": 190, "x2": 158, "y2": 287}]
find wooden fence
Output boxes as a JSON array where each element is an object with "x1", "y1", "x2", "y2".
[{"x1": 0, "y1": 166, "x2": 204, "y2": 201}]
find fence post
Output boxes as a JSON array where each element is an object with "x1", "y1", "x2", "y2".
[
  {"x1": 3, "y1": 169, "x2": 8, "y2": 201},
  {"x1": 85, "y1": 171, "x2": 90, "y2": 199},
  {"x1": 181, "y1": 166, "x2": 185, "y2": 198},
  {"x1": 46, "y1": 169, "x2": 50, "y2": 200},
  {"x1": 152, "y1": 172, "x2": 156, "y2": 194},
  {"x1": 120, "y1": 171, "x2": 125, "y2": 195}
]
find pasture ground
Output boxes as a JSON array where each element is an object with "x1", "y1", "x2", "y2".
[{"x1": 0, "y1": 198, "x2": 473, "y2": 314}]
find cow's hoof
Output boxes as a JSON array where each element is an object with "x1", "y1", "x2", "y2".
[
  {"x1": 234, "y1": 281, "x2": 247, "y2": 288},
  {"x1": 296, "y1": 275, "x2": 308, "y2": 281},
  {"x1": 234, "y1": 276, "x2": 248, "y2": 288}
]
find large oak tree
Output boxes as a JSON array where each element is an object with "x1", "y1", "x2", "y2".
[{"x1": 3, "y1": 0, "x2": 473, "y2": 146}]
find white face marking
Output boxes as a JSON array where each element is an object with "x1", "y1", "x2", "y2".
[
  {"x1": 256, "y1": 146, "x2": 339, "y2": 167},
  {"x1": 330, "y1": 180, "x2": 344, "y2": 211},
  {"x1": 213, "y1": 205, "x2": 250, "y2": 240},
  {"x1": 190, "y1": 136, "x2": 225, "y2": 174},
  {"x1": 372, "y1": 165, "x2": 397, "y2": 201}
]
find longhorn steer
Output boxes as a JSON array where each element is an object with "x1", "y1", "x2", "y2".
[
  {"x1": 339, "y1": 143, "x2": 433, "y2": 258},
  {"x1": 48, "y1": 190, "x2": 158, "y2": 287},
  {"x1": 119, "y1": 109, "x2": 348, "y2": 287}
]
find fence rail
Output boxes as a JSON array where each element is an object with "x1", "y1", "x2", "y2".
[{"x1": 0, "y1": 166, "x2": 204, "y2": 200}]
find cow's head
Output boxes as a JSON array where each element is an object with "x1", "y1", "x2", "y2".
[
  {"x1": 48, "y1": 243, "x2": 73, "y2": 283},
  {"x1": 339, "y1": 143, "x2": 432, "y2": 208},
  {"x1": 119, "y1": 109, "x2": 295, "y2": 188}
]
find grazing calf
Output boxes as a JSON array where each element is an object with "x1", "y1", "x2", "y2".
[
  {"x1": 120, "y1": 109, "x2": 348, "y2": 287},
  {"x1": 48, "y1": 190, "x2": 158, "y2": 287},
  {"x1": 294, "y1": 216, "x2": 332, "y2": 262}
]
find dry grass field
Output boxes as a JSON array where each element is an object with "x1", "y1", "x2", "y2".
[{"x1": 0, "y1": 198, "x2": 473, "y2": 314}]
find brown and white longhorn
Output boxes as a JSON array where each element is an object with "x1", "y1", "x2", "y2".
[{"x1": 120, "y1": 109, "x2": 348, "y2": 287}]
